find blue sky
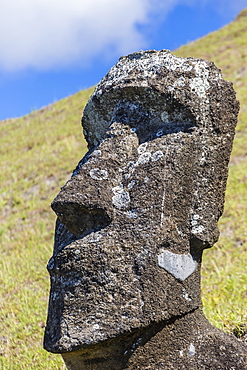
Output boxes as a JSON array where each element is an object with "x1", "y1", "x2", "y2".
[{"x1": 0, "y1": 0, "x2": 246, "y2": 121}]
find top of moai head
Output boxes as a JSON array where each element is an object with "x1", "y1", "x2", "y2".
[{"x1": 82, "y1": 49, "x2": 239, "y2": 150}]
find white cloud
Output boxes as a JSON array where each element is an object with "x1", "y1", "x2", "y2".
[
  {"x1": 0, "y1": 0, "x2": 245, "y2": 72},
  {"x1": 0, "y1": 0, "x2": 177, "y2": 72},
  {"x1": 198, "y1": 0, "x2": 247, "y2": 16}
]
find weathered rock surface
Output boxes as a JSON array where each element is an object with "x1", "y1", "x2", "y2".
[
  {"x1": 44, "y1": 50, "x2": 247, "y2": 369},
  {"x1": 61, "y1": 309, "x2": 247, "y2": 370}
]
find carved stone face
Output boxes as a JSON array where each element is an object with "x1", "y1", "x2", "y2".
[{"x1": 44, "y1": 50, "x2": 238, "y2": 354}]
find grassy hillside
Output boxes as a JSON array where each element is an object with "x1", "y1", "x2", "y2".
[{"x1": 1, "y1": 10, "x2": 247, "y2": 369}]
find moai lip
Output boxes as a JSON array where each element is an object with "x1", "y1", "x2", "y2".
[{"x1": 44, "y1": 50, "x2": 247, "y2": 369}]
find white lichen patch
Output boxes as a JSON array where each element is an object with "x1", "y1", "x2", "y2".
[
  {"x1": 90, "y1": 149, "x2": 102, "y2": 157},
  {"x1": 161, "y1": 111, "x2": 169, "y2": 122},
  {"x1": 89, "y1": 168, "x2": 108, "y2": 181},
  {"x1": 125, "y1": 210, "x2": 138, "y2": 219},
  {"x1": 86, "y1": 233, "x2": 102, "y2": 243},
  {"x1": 177, "y1": 77, "x2": 186, "y2": 86},
  {"x1": 190, "y1": 214, "x2": 205, "y2": 234},
  {"x1": 126, "y1": 161, "x2": 136, "y2": 172},
  {"x1": 138, "y1": 142, "x2": 148, "y2": 154},
  {"x1": 182, "y1": 288, "x2": 192, "y2": 301},
  {"x1": 190, "y1": 77, "x2": 210, "y2": 98},
  {"x1": 137, "y1": 152, "x2": 151, "y2": 165},
  {"x1": 190, "y1": 62, "x2": 210, "y2": 98},
  {"x1": 158, "y1": 250, "x2": 197, "y2": 281},
  {"x1": 191, "y1": 225, "x2": 205, "y2": 234},
  {"x1": 96, "y1": 50, "x2": 200, "y2": 93},
  {"x1": 112, "y1": 190, "x2": 130, "y2": 210},
  {"x1": 156, "y1": 129, "x2": 163, "y2": 137},
  {"x1": 127, "y1": 180, "x2": 136, "y2": 189},
  {"x1": 112, "y1": 184, "x2": 124, "y2": 195},
  {"x1": 152, "y1": 150, "x2": 163, "y2": 162},
  {"x1": 167, "y1": 77, "x2": 186, "y2": 92},
  {"x1": 192, "y1": 214, "x2": 200, "y2": 220},
  {"x1": 188, "y1": 343, "x2": 196, "y2": 357},
  {"x1": 190, "y1": 215, "x2": 200, "y2": 226}
]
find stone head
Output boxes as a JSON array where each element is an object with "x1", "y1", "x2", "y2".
[{"x1": 44, "y1": 50, "x2": 239, "y2": 354}]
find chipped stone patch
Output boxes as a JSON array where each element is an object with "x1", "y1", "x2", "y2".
[{"x1": 158, "y1": 250, "x2": 198, "y2": 281}]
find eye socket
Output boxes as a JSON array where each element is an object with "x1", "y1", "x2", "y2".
[
  {"x1": 112, "y1": 97, "x2": 196, "y2": 144},
  {"x1": 83, "y1": 86, "x2": 197, "y2": 150},
  {"x1": 51, "y1": 200, "x2": 111, "y2": 237}
]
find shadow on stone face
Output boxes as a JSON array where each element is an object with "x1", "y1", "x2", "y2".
[
  {"x1": 105, "y1": 91, "x2": 197, "y2": 144},
  {"x1": 44, "y1": 50, "x2": 247, "y2": 369},
  {"x1": 51, "y1": 201, "x2": 112, "y2": 237}
]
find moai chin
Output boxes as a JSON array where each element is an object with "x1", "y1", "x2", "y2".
[{"x1": 44, "y1": 50, "x2": 247, "y2": 369}]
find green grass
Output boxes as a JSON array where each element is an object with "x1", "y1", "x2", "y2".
[{"x1": 1, "y1": 9, "x2": 247, "y2": 369}]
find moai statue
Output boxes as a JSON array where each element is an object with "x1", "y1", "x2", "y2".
[{"x1": 44, "y1": 50, "x2": 247, "y2": 369}]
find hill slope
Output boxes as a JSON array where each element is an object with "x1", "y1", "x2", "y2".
[{"x1": 1, "y1": 10, "x2": 247, "y2": 369}]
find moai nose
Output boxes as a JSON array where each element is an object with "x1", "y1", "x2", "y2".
[
  {"x1": 51, "y1": 173, "x2": 113, "y2": 237},
  {"x1": 51, "y1": 122, "x2": 139, "y2": 237},
  {"x1": 51, "y1": 198, "x2": 111, "y2": 237}
]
